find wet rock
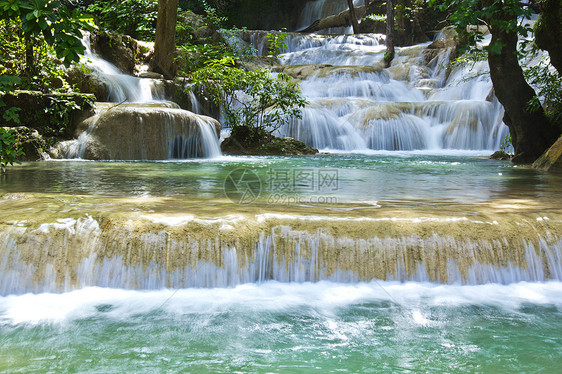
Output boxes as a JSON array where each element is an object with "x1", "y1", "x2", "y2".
[
  {"x1": 138, "y1": 72, "x2": 164, "y2": 79},
  {"x1": 423, "y1": 27, "x2": 459, "y2": 65},
  {"x1": 64, "y1": 65, "x2": 110, "y2": 101},
  {"x1": 90, "y1": 31, "x2": 139, "y2": 74},
  {"x1": 427, "y1": 27, "x2": 458, "y2": 50},
  {"x1": 51, "y1": 105, "x2": 221, "y2": 160},
  {"x1": 489, "y1": 151, "x2": 512, "y2": 161},
  {"x1": 276, "y1": 64, "x2": 383, "y2": 80}
]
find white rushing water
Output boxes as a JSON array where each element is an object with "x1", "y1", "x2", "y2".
[
  {"x1": 1, "y1": 214, "x2": 561, "y2": 294},
  {"x1": 81, "y1": 35, "x2": 164, "y2": 103},
  {"x1": 57, "y1": 36, "x2": 222, "y2": 160},
  {"x1": 245, "y1": 11, "x2": 510, "y2": 152},
  {"x1": 2, "y1": 281, "x2": 562, "y2": 325}
]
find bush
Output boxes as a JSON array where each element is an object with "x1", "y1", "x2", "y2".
[
  {"x1": 0, "y1": 128, "x2": 23, "y2": 172},
  {"x1": 188, "y1": 57, "x2": 308, "y2": 135}
]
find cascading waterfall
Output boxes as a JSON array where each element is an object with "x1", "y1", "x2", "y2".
[
  {"x1": 81, "y1": 35, "x2": 164, "y2": 103},
  {"x1": 2, "y1": 4, "x2": 561, "y2": 372},
  {"x1": 244, "y1": 25, "x2": 508, "y2": 151},
  {"x1": 297, "y1": 0, "x2": 364, "y2": 33},
  {"x1": 1, "y1": 213, "x2": 561, "y2": 295},
  {"x1": 54, "y1": 36, "x2": 222, "y2": 160}
]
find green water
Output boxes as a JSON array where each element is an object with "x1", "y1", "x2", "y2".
[
  {"x1": 2, "y1": 153, "x2": 562, "y2": 373},
  {"x1": 1, "y1": 282, "x2": 562, "y2": 373},
  {"x1": 1, "y1": 153, "x2": 559, "y2": 206}
]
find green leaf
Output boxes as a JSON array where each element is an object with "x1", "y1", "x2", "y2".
[{"x1": 38, "y1": 17, "x2": 47, "y2": 29}]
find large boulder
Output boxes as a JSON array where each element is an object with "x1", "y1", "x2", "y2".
[
  {"x1": 221, "y1": 127, "x2": 318, "y2": 156},
  {"x1": 90, "y1": 31, "x2": 140, "y2": 74},
  {"x1": 532, "y1": 135, "x2": 562, "y2": 172},
  {"x1": 50, "y1": 104, "x2": 221, "y2": 160},
  {"x1": 64, "y1": 65, "x2": 110, "y2": 101}
]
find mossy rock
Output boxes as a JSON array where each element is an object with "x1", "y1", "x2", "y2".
[
  {"x1": 532, "y1": 135, "x2": 562, "y2": 172},
  {"x1": 489, "y1": 151, "x2": 512, "y2": 161},
  {"x1": 90, "y1": 31, "x2": 139, "y2": 74},
  {"x1": 177, "y1": 10, "x2": 226, "y2": 45},
  {"x1": 221, "y1": 127, "x2": 318, "y2": 156},
  {"x1": 64, "y1": 65, "x2": 110, "y2": 100},
  {"x1": 0, "y1": 91, "x2": 95, "y2": 140},
  {"x1": 2, "y1": 126, "x2": 47, "y2": 161}
]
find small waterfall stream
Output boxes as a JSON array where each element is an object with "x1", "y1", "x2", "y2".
[
  {"x1": 54, "y1": 36, "x2": 222, "y2": 160},
  {"x1": 81, "y1": 35, "x2": 165, "y2": 103}
]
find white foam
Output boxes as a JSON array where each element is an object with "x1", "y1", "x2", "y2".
[
  {"x1": 32, "y1": 216, "x2": 100, "y2": 235},
  {"x1": 1, "y1": 281, "x2": 561, "y2": 325},
  {"x1": 140, "y1": 214, "x2": 245, "y2": 226}
]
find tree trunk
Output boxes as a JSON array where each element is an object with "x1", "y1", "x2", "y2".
[
  {"x1": 488, "y1": 27, "x2": 561, "y2": 163},
  {"x1": 150, "y1": 0, "x2": 178, "y2": 79},
  {"x1": 346, "y1": 0, "x2": 360, "y2": 34},
  {"x1": 534, "y1": 0, "x2": 562, "y2": 74},
  {"x1": 24, "y1": 33, "x2": 34, "y2": 77},
  {"x1": 384, "y1": 0, "x2": 394, "y2": 67}
]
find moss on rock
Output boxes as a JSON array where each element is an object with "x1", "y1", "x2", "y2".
[
  {"x1": 489, "y1": 151, "x2": 512, "y2": 161},
  {"x1": 0, "y1": 91, "x2": 95, "y2": 143},
  {"x1": 532, "y1": 135, "x2": 562, "y2": 172},
  {"x1": 221, "y1": 127, "x2": 318, "y2": 156},
  {"x1": 2, "y1": 126, "x2": 48, "y2": 161}
]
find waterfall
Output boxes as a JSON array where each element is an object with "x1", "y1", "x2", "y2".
[
  {"x1": 167, "y1": 116, "x2": 222, "y2": 159},
  {"x1": 1, "y1": 214, "x2": 561, "y2": 294},
  {"x1": 244, "y1": 10, "x2": 509, "y2": 152},
  {"x1": 81, "y1": 35, "x2": 164, "y2": 103},
  {"x1": 54, "y1": 36, "x2": 222, "y2": 160},
  {"x1": 297, "y1": 0, "x2": 365, "y2": 32},
  {"x1": 52, "y1": 103, "x2": 221, "y2": 160}
]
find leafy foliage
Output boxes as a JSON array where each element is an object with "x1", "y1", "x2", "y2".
[
  {"x1": 365, "y1": 14, "x2": 386, "y2": 22},
  {"x1": 0, "y1": 75, "x2": 21, "y2": 92},
  {"x1": 500, "y1": 134, "x2": 512, "y2": 153},
  {"x1": 0, "y1": 127, "x2": 24, "y2": 172},
  {"x1": 428, "y1": 0, "x2": 534, "y2": 54},
  {"x1": 525, "y1": 54, "x2": 562, "y2": 124},
  {"x1": 201, "y1": 0, "x2": 227, "y2": 29},
  {"x1": 87, "y1": 0, "x2": 158, "y2": 40},
  {"x1": 44, "y1": 96, "x2": 84, "y2": 136},
  {"x1": 176, "y1": 43, "x2": 232, "y2": 74},
  {"x1": 189, "y1": 57, "x2": 308, "y2": 134},
  {"x1": 0, "y1": 0, "x2": 91, "y2": 68},
  {"x1": 1, "y1": 22, "x2": 65, "y2": 92},
  {"x1": 266, "y1": 30, "x2": 287, "y2": 57}
]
